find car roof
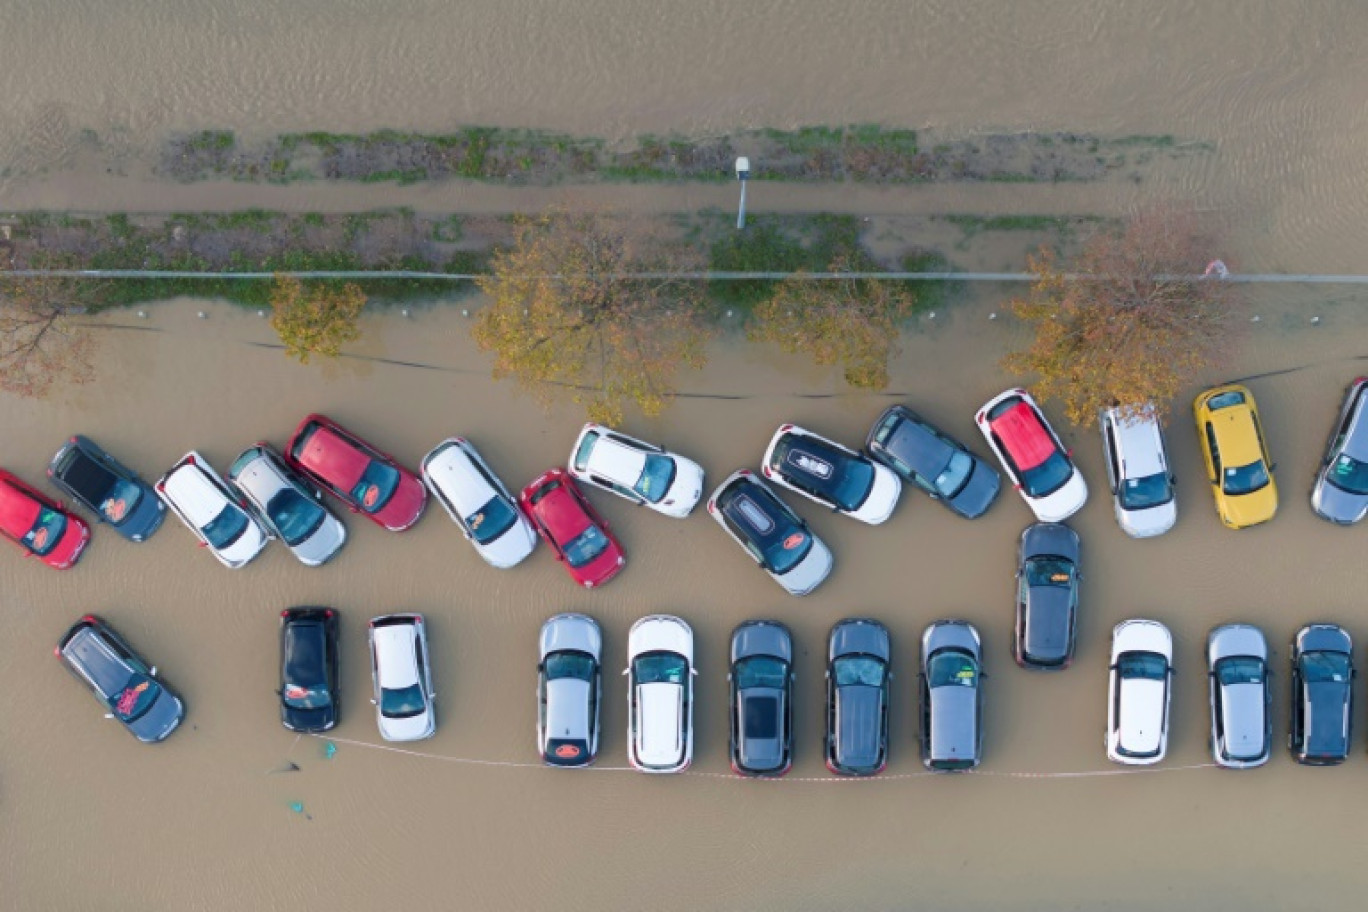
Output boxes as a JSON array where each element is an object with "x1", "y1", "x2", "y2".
[
  {"x1": 1344, "y1": 389, "x2": 1368, "y2": 461},
  {"x1": 881, "y1": 414, "x2": 954, "y2": 472},
  {"x1": 161, "y1": 463, "x2": 229, "y2": 524},
  {"x1": 928, "y1": 683, "x2": 978, "y2": 762},
  {"x1": 529, "y1": 477, "x2": 591, "y2": 541},
  {"x1": 718, "y1": 479, "x2": 796, "y2": 547},
  {"x1": 426, "y1": 443, "x2": 498, "y2": 514},
  {"x1": 284, "y1": 618, "x2": 328, "y2": 683},
  {"x1": 545, "y1": 677, "x2": 592, "y2": 740},
  {"x1": 54, "y1": 445, "x2": 119, "y2": 499},
  {"x1": 989, "y1": 401, "x2": 1057, "y2": 470},
  {"x1": 1118, "y1": 677, "x2": 1167, "y2": 754},
  {"x1": 584, "y1": 435, "x2": 647, "y2": 484},
  {"x1": 770, "y1": 430, "x2": 857, "y2": 498},
  {"x1": 64, "y1": 624, "x2": 134, "y2": 697},
  {"x1": 1207, "y1": 402, "x2": 1263, "y2": 465},
  {"x1": 635, "y1": 682, "x2": 684, "y2": 766},
  {"x1": 298, "y1": 425, "x2": 369, "y2": 486},
  {"x1": 233, "y1": 450, "x2": 290, "y2": 499},
  {"x1": 372, "y1": 621, "x2": 419, "y2": 688},
  {"x1": 1108, "y1": 410, "x2": 1166, "y2": 477},
  {"x1": 0, "y1": 476, "x2": 41, "y2": 533}
]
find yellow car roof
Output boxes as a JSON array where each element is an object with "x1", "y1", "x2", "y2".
[{"x1": 1207, "y1": 401, "x2": 1264, "y2": 466}]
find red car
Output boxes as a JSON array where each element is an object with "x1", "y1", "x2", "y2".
[
  {"x1": 519, "y1": 469, "x2": 625, "y2": 588},
  {"x1": 0, "y1": 468, "x2": 91, "y2": 569},
  {"x1": 284, "y1": 414, "x2": 427, "y2": 532}
]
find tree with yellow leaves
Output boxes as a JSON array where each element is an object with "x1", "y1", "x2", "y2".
[
  {"x1": 0, "y1": 271, "x2": 97, "y2": 398},
  {"x1": 1005, "y1": 205, "x2": 1241, "y2": 427},
  {"x1": 473, "y1": 209, "x2": 710, "y2": 424},
  {"x1": 269, "y1": 275, "x2": 366, "y2": 364}
]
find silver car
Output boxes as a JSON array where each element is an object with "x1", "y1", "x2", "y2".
[
  {"x1": 1311, "y1": 377, "x2": 1368, "y2": 524},
  {"x1": 537, "y1": 614, "x2": 602, "y2": 767},
  {"x1": 1206, "y1": 624, "x2": 1271, "y2": 769},
  {"x1": 918, "y1": 620, "x2": 984, "y2": 772},
  {"x1": 228, "y1": 444, "x2": 347, "y2": 567}
]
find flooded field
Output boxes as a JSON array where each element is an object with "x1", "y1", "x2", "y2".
[{"x1": 1, "y1": 290, "x2": 1367, "y2": 910}]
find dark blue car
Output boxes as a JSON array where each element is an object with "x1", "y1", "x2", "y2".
[
  {"x1": 47, "y1": 435, "x2": 165, "y2": 542},
  {"x1": 1289, "y1": 624, "x2": 1354, "y2": 765},
  {"x1": 729, "y1": 620, "x2": 793, "y2": 777},
  {"x1": 280, "y1": 607, "x2": 341, "y2": 733},
  {"x1": 825, "y1": 618, "x2": 891, "y2": 776}
]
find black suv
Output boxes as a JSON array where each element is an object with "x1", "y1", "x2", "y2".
[
  {"x1": 279, "y1": 607, "x2": 341, "y2": 732},
  {"x1": 56, "y1": 615, "x2": 184, "y2": 743},
  {"x1": 47, "y1": 435, "x2": 165, "y2": 542},
  {"x1": 1289, "y1": 623, "x2": 1354, "y2": 765}
]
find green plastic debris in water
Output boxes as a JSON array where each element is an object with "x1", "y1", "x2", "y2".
[
  {"x1": 324, "y1": 741, "x2": 337, "y2": 760},
  {"x1": 289, "y1": 802, "x2": 305, "y2": 814}
]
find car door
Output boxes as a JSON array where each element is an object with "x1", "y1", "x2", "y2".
[
  {"x1": 1101, "y1": 414, "x2": 1121, "y2": 496},
  {"x1": 1204, "y1": 422, "x2": 1222, "y2": 484},
  {"x1": 918, "y1": 669, "x2": 932, "y2": 760}
]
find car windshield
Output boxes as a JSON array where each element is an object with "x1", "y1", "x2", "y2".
[
  {"x1": 379, "y1": 683, "x2": 427, "y2": 718},
  {"x1": 1216, "y1": 656, "x2": 1265, "y2": 687},
  {"x1": 99, "y1": 478, "x2": 145, "y2": 524},
  {"x1": 1025, "y1": 557, "x2": 1075, "y2": 588},
  {"x1": 202, "y1": 504, "x2": 248, "y2": 550},
  {"x1": 932, "y1": 449, "x2": 974, "y2": 498},
  {"x1": 562, "y1": 524, "x2": 610, "y2": 568},
  {"x1": 833, "y1": 655, "x2": 886, "y2": 688},
  {"x1": 351, "y1": 460, "x2": 400, "y2": 513},
  {"x1": 464, "y1": 495, "x2": 518, "y2": 545},
  {"x1": 108, "y1": 673, "x2": 163, "y2": 722},
  {"x1": 634, "y1": 652, "x2": 687, "y2": 685},
  {"x1": 1019, "y1": 450, "x2": 1074, "y2": 498},
  {"x1": 734, "y1": 655, "x2": 788, "y2": 690},
  {"x1": 545, "y1": 651, "x2": 595, "y2": 681},
  {"x1": 928, "y1": 650, "x2": 979, "y2": 688},
  {"x1": 282, "y1": 684, "x2": 332, "y2": 710},
  {"x1": 1119, "y1": 472, "x2": 1173, "y2": 510},
  {"x1": 1326, "y1": 453, "x2": 1368, "y2": 496},
  {"x1": 266, "y1": 488, "x2": 326, "y2": 545},
  {"x1": 633, "y1": 453, "x2": 676, "y2": 504},
  {"x1": 23, "y1": 506, "x2": 68, "y2": 556},
  {"x1": 1222, "y1": 460, "x2": 1270, "y2": 496},
  {"x1": 1301, "y1": 650, "x2": 1351, "y2": 684},
  {"x1": 1118, "y1": 651, "x2": 1168, "y2": 680}
]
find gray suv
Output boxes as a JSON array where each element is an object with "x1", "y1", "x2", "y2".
[
  {"x1": 56, "y1": 615, "x2": 184, "y2": 743},
  {"x1": 728, "y1": 620, "x2": 793, "y2": 777},
  {"x1": 1206, "y1": 624, "x2": 1271, "y2": 769},
  {"x1": 825, "y1": 619, "x2": 891, "y2": 776},
  {"x1": 919, "y1": 620, "x2": 984, "y2": 771}
]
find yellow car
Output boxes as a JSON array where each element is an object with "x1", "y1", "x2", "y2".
[{"x1": 1193, "y1": 383, "x2": 1278, "y2": 529}]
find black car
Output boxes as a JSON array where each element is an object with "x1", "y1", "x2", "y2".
[
  {"x1": 728, "y1": 620, "x2": 794, "y2": 777},
  {"x1": 47, "y1": 435, "x2": 166, "y2": 542},
  {"x1": 56, "y1": 615, "x2": 184, "y2": 743},
  {"x1": 1289, "y1": 623, "x2": 1354, "y2": 765},
  {"x1": 866, "y1": 405, "x2": 1002, "y2": 519},
  {"x1": 1014, "y1": 523, "x2": 1082, "y2": 669},
  {"x1": 279, "y1": 607, "x2": 341, "y2": 732},
  {"x1": 825, "y1": 618, "x2": 891, "y2": 776}
]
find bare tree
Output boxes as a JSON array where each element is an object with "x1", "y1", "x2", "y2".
[{"x1": 0, "y1": 271, "x2": 97, "y2": 398}]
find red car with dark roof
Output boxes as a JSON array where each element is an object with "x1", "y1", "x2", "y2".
[
  {"x1": 519, "y1": 469, "x2": 625, "y2": 588},
  {"x1": 0, "y1": 468, "x2": 91, "y2": 569},
  {"x1": 284, "y1": 414, "x2": 427, "y2": 532},
  {"x1": 974, "y1": 389, "x2": 1088, "y2": 522}
]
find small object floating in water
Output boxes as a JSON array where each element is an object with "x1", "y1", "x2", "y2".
[
  {"x1": 258, "y1": 309, "x2": 267, "y2": 318},
  {"x1": 461, "y1": 309, "x2": 469, "y2": 317},
  {"x1": 1311, "y1": 316, "x2": 1321, "y2": 325},
  {"x1": 989, "y1": 312, "x2": 998, "y2": 320},
  {"x1": 136, "y1": 310, "x2": 147, "y2": 318},
  {"x1": 197, "y1": 311, "x2": 207, "y2": 319},
  {"x1": 1251, "y1": 315, "x2": 1261, "y2": 323},
  {"x1": 290, "y1": 802, "x2": 305, "y2": 814},
  {"x1": 725, "y1": 310, "x2": 734, "y2": 318},
  {"x1": 401, "y1": 308, "x2": 411, "y2": 318},
  {"x1": 324, "y1": 741, "x2": 337, "y2": 760},
  {"x1": 927, "y1": 311, "x2": 936, "y2": 320}
]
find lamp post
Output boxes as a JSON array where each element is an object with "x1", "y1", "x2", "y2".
[{"x1": 735, "y1": 156, "x2": 750, "y2": 230}]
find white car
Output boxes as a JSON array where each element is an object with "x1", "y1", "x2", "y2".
[
  {"x1": 975, "y1": 389, "x2": 1088, "y2": 522},
  {"x1": 368, "y1": 613, "x2": 436, "y2": 742},
  {"x1": 155, "y1": 451, "x2": 269, "y2": 569},
  {"x1": 228, "y1": 444, "x2": 347, "y2": 566},
  {"x1": 568, "y1": 423, "x2": 705, "y2": 518},
  {"x1": 1107, "y1": 619, "x2": 1173, "y2": 765},
  {"x1": 538, "y1": 613, "x2": 602, "y2": 767},
  {"x1": 1099, "y1": 405, "x2": 1177, "y2": 538},
  {"x1": 625, "y1": 615, "x2": 695, "y2": 773},
  {"x1": 421, "y1": 438, "x2": 537, "y2": 569},
  {"x1": 761, "y1": 423, "x2": 900, "y2": 525},
  {"x1": 707, "y1": 470, "x2": 833, "y2": 597}
]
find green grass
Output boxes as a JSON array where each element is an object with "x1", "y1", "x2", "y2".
[{"x1": 185, "y1": 130, "x2": 235, "y2": 153}]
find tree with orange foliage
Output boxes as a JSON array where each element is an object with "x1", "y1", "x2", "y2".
[
  {"x1": 1004, "y1": 205, "x2": 1241, "y2": 427},
  {"x1": 473, "y1": 209, "x2": 710, "y2": 424},
  {"x1": 0, "y1": 271, "x2": 97, "y2": 398},
  {"x1": 269, "y1": 275, "x2": 367, "y2": 364}
]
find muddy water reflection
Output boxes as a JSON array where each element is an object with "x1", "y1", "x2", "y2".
[{"x1": 1, "y1": 294, "x2": 1368, "y2": 909}]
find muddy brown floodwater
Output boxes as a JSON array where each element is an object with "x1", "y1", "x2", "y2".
[{"x1": 0, "y1": 288, "x2": 1367, "y2": 911}]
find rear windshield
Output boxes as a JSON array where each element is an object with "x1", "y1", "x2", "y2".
[
  {"x1": 833, "y1": 655, "x2": 885, "y2": 688},
  {"x1": 1206, "y1": 390, "x2": 1247, "y2": 410},
  {"x1": 23, "y1": 506, "x2": 68, "y2": 556},
  {"x1": 352, "y1": 461, "x2": 400, "y2": 514},
  {"x1": 635, "y1": 652, "x2": 688, "y2": 685},
  {"x1": 1118, "y1": 651, "x2": 1168, "y2": 680},
  {"x1": 465, "y1": 495, "x2": 518, "y2": 545}
]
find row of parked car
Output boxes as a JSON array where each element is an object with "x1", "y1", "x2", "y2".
[{"x1": 57, "y1": 609, "x2": 1358, "y2": 773}]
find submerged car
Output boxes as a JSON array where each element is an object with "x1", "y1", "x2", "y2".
[
  {"x1": 1099, "y1": 405, "x2": 1177, "y2": 538},
  {"x1": 519, "y1": 469, "x2": 625, "y2": 589},
  {"x1": 538, "y1": 613, "x2": 602, "y2": 767},
  {"x1": 1014, "y1": 523, "x2": 1081, "y2": 670},
  {"x1": 919, "y1": 620, "x2": 984, "y2": 772},
  {"x1": 825, "y1": 618, "x2": 891, "y2": 777},
  {"x1": 1289, "y1": 623, "x2": 1353, "y2": 765},
  {"x1": 728, "y1": 620, "x2": 794, "y2": 777},
  {"x1": 56, "y1": 615, "x2": 184, "y2": 743},
  {"x1": 707, "y1": 470, "x2": 833, "y2": 596},
  {"x1": 279, "y1": 607, "x2": 341, "y2": 733},
  {"x1": 421, "y1": 437, "x2": 537, "y2": 569},
  {"x1": 568, "y1": 423, "x2": 705, "y2": 518},
  {"x1": 285, "y1": 414, "x2": 427, "y2": 532},
  {"x1": 368, "y1": 613, "x2": 436, "y2": 742},
  {"x1": 975, "y1": 389, "x2": 1088, "y2": 522},
  {"x1": 762, "y1": 423, "x2": 900, "y2": 524},
  {"x1": 1106, "y1": 619, "x2": 1173, "y2": 765},
  {"x1": 230, "y1": 444, "x2": 346, "y2": 567},
  {"x1": 46, "y1": 435, "x2": 165, "y2": 542},
  {"x1": 625, "y1": 615, "x2": 695, "y2": 774},
  {"x1": 866, "y1": 405, "x2": 1001, "y2": 519},
  {"x1": 1193, "y1": 384, "x2": 1278, "y2": 529},
  {"x1": 0, "y1": 468, "x2": 90, "y2": 569},
  {"x1": 1206, "y1": 624, "x2": 1271, "y2": 769},
  {"x1": 155, "y1": 452, "x2": 269, "y2": 569},
  {"x1": 1311, "y1": 377, "x2": 1368, "y2": 524}
]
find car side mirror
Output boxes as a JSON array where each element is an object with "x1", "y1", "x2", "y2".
[
  {"x1": 103, "y1": 713, "x2": 115, "y2": 720},
  {"x1": 150, "y1": 666, "x2": 158, "y2": 676},
  {"x1": 691, "y1": 668, "x2": 698, "y2": 676},
  {"x1": 370, "y1": 698, "x2": 377, "y2": 704},
  {"x1": 621, "y1": 668, "x2": 630, "y2": 676},
  {"x1": 1270, "y1": 462, "x2": 1278, "y2": 472}
]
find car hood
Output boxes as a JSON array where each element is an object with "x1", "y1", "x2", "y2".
[
  {"x1": 1021, "y1": 523, "x2": 1080, "y2": 562},
  {"x1": 283, "y1": 701, "x2": 337, "y2": 733},
  {"x1": 1117, "y1": 500, "x2": 1178, "y2": 538},
  {"x1": 1311, "y1": 476, "x2": 1368, "y2": 524},
  {"x1": 373, "y1": 472, "x2": 427, "y2": 531},
  {"x1": 45, "y1": 519, "x2": 91, "y2": 569},
  {"x1": 216, "y1": 520, "x2": 268, "y2": 568},
  {"x1": 736, "y1": 687, "x2": 786, "y2": 772},
  {"x1": 117, "y1": 488, "x2": 167, "y2": 541},
  {"x1": 947, "y1": 459, "x2": 1001, "y2": 518},
  {"x1": 774, "y1": 535, "x2": 832, "y2": 596},
  {"x1": 1027, "y1": 471, "x2": 1088, "y2": 523},
  {"x1": 833, "y1": 685, "x2": 885, "y2": 771},
  {"x1": 540, "y1": 615, "x2": 602, "y2": 660},
  {"x1": 847, "y1": 463, "x2": 901, "y2": 524},
  {"x1": 731, "y1": 623, "x2": 792, "y2": 664},
  {"x1": 291, "y1": 514, "x2": 347, "y2": 566},
  {"x1": 659, "y1": 457, "x2": 706, "y2": 517},
  {"x1": 634, "y1": 682, "x2": 686, "y2": 768},
  {"x1": 545, "y1": 678, "x2": 592, "y2": 741},
  {"x1": 378, "y1": 707, "x2": 434, "y2": 742},
  {"x1": 128, "y1": 690, "x2": 184, "y2": 743},
  {"x1": 1218, "y1": 682, "x2": 1267, "y2": 761},
  {"x1": 829, "y1": 622, "x2": 890, "y2": 663},
  {"x1": 1209, "y1": 625, "x2": 1268, "y2": 664},
  {"x1": 928, "y1": 686, "x2": 978, "y2": 763},
  {"x1": 1023, "y1": 587, "x2": 1073, "y2": 664},
  {"x1": 477, "y1": 515, "x2": 538, "y2": 569},
  {"x1": 1219, "y1": 481, "x2": 1278, "y2": 529},
  {"x1": 1118, "y1": 678, "x2": 1166, "y2": 755}
]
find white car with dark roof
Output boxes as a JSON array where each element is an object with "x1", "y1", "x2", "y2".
[
  {"x1": 625, "y1": 615, "x2": 695, "y2": 773},
  {"x1": 155, "y1": 451, "x2": 270, "y2": 568},
  {"x1": 568, "y1": 423, "x2": 704, "y2": 518},
  {"x1": 762, "y1": 423, "x2": 900, "y2": 524},
  {"x1": 707, "y1": 470, "x2": 833, "y2": 596},
  {"x1": 421, "y1": 438, "x2": 537, "y2": 569}
]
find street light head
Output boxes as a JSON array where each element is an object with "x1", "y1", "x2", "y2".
[{"x1": 735, "y1": 156, "x2": 750, "y2": 180}]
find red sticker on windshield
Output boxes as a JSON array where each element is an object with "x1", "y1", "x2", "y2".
[
  {"x1": 782, "y1": 533, "x2": 804, "y2": 550},
  {"x1": 554, "y1": 744, "x2": 581, "y2": 759},
  {"x1": 362, "y1": 484, "x2": 380, "y2": 508},
  {"x1": 105, "y1": 498, "x2": 127, "y2": 521},
  {"x1": 31, "y1": 527, "x2": 49, "y2": 550}
]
